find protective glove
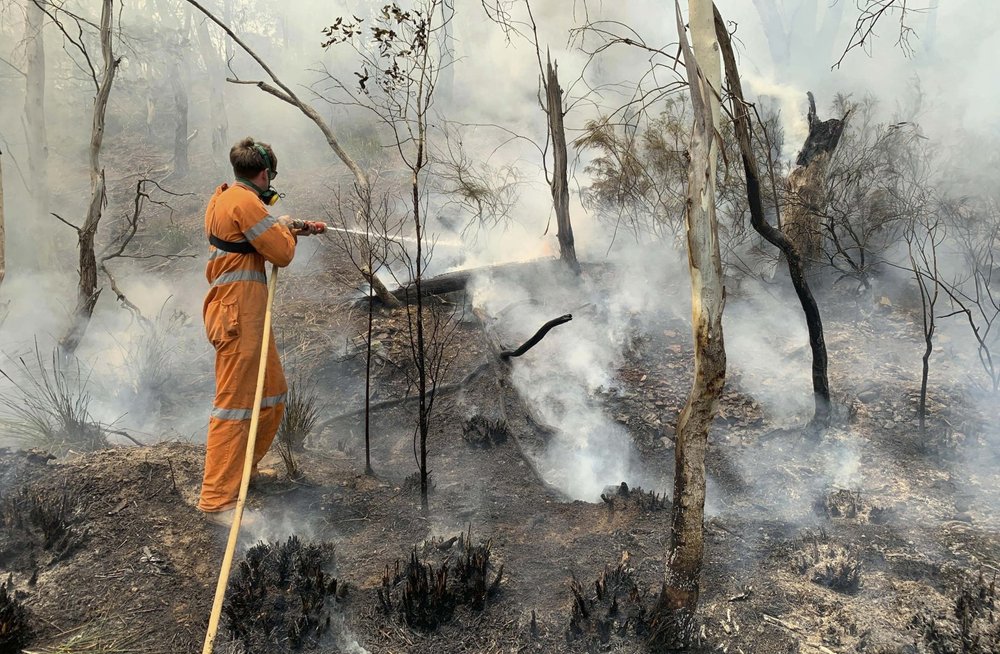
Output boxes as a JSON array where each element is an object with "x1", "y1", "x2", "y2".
[
  {"x1": 301, "y1": 221, "x2": 328, "y2": 235},
  {"x1": 284, "y1": 219, "x2": 328, "y2": 236}
]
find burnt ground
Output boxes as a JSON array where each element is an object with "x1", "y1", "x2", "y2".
[{"x1": 3, "y1": 168, "x2": 1000, "y2": 653}]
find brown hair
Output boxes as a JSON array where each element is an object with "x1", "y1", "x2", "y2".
[{"x1": 230, "y1": 137, "x2": 277, "y2": 179}]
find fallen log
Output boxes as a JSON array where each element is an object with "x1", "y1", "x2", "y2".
[
  {"x1": 382, "y1": 258, "x2": 558, "y2": 306},
  {"x1": 348, "y1": 258, "x2": 610, "y2": 308}
]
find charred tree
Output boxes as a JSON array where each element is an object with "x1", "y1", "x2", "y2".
[
  {"x1": 714, "y1": 6, "x2": 832, "y2": 427},
  {"x1": 904, "y1": 215, "x2": 942, "y2": 433},
  {"x1": 57, "y1": 0, "x2": 121, "y2": 358},
  {"x1": 785, "y1": 92, "x2": 847, "y2": 271},
  {"x1": 544, "y1": 54, "x2": 581, "y2": 275},
  {"x1": 651, "y1": 1, "x2": 726, "y2": 648}
]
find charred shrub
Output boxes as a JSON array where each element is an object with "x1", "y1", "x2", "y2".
[
  {"x1": 223, "y1": 536, "x2": 344, "y2": 653},
  {"x1": 0, "y1": 487, "x2": 88, "y2": 570},
  {"x1": 402, "y1": 470, "x2": 433, "y2": 496},
  {"x1": 377, "y1": 530, "x2": 503, "y2": 630},
  {"x1": 567, "y1": 557, "x2": 652, "y2": 647},
  {"x1": 916, "y1": 572, "x2": 1000, "y2": 654},
  {"x1": 462, "y1": 415, "x2": 509, "y2": 448},
  {"x1": 815, "y1": 488, "x2": 894, "y2": 524},
  {"x1": 600, "y1": 482, "x2": 668, "y2": 513},
  {"x1": 0, "y1": 575, "x2": 33, "y2": 654},
  {"x1": 791, "y1": 533, "x2": 862, "y2": 593}
]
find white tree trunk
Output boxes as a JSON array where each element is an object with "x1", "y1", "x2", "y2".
[
  {"x1": 195, "y1": 5, "x2": 229, "y2": 162},
  {"x1": 653, "y1": 0, "x2": 726, "y2": 647},
  {"x1": 0, "y1": 148, "x2": 6, "y2": 286},
  {"x1": 24, "y1": 0, "x2": 51, "y2": 267}
]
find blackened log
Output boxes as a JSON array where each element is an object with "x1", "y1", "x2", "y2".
[{"x1": 361, "y1": 258, "x2": 606, "y2": 308}]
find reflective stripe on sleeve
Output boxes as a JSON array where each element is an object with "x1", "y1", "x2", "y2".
[
  {"x1": 244, "y1": 214, "x2": 278, "y2": 241},
  {"x1": 211, "y1": 270, "x2": 267, "y2": 287}
]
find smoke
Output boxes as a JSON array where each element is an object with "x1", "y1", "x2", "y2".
[{"x1": 467, "y1": 221, "x2": 693, "y2": 500}]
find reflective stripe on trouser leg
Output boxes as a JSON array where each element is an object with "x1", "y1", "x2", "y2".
[{"x1": 198, "y1": 404, "x2": 284, "y2": 512}]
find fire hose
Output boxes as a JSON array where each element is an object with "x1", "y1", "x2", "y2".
[{"x1": 201, "y1": 261, "x2": 280, "y2": 654}]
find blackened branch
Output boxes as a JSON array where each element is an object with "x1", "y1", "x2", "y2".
[{"x1": 499, "y1": 314, "x2": 572, "y2": 360}]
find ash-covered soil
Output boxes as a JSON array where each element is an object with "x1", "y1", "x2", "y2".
[{"x1": 2, "y1": 263, "x2": 999, "y2": 654}]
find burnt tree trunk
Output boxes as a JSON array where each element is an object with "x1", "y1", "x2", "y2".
[
  {"x1": 544, "y1": 54, "x2": 580, "y2": 275},
  {"x1": 652, "y1": 1, "x2": 727, "y2": 648},
  {"x1": 714, "y1": 5, "x2": 832, "y2": 428},
  {"x1": 58, "y1": 0, "x2": 119, "y2": 358},
  {"x1": 785, "y1": 91, "x2": 846, "y2": 270}
]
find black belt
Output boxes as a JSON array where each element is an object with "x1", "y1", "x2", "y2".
[{"x1": 209, "y1": 234, "x2": 257, "y2": 254}]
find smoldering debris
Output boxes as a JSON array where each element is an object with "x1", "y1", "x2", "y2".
[
  {"x1": 377, "y1": 529, "x2": 503, "y2": 630},
  {"x1": 221, "y1": 536, "x2": 345, "y2": 654}
]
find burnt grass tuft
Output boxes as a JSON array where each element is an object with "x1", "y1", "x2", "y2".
[
  {"x1": 462, "y1": 414, "x2": 509, "y2": 448},
  {"x1": 600, "y1": 481, "x2": 669, "y2": 513},
  {"x1": 222, "y1": 536, "x2": 344, "y2": 653},
  {"x1": 791, "y1": 531, "x2": 862, "y2": 594},
  {"x1": 0, "y1": 486, "x2": 88, "y2": 572},
  {"x1": 917, "y1": 571, "x2": 1000, "y2": 654},
  {"x1": 815, "y1": 488, "x2": 894, "y2": 524},
  {"x1": 566, "y1": 558, "x2": 653, "y2": 647},
  {"x1": 0, "y1": 574, "x2": 33, "y2": 654},
  {"x1": 377, "y1": 529, "x2": 503, "y2": 630}
]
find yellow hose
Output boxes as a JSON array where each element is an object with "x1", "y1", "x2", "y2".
[{"x1": 201, "y1": 263, "x2": 279, "y2": 654}]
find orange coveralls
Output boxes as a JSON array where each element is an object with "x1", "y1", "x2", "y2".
[{"x1": 198, "y1": 182, "x2": 296, "y2": 512}]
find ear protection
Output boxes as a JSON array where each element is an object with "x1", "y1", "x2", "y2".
[{"x1": 242, "y1": 142, "x2": 281, "y2": 206}]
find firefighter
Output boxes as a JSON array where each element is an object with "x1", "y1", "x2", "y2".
[{"x1": 198, "y1": 137, "x2": 325, "y2": 520}]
